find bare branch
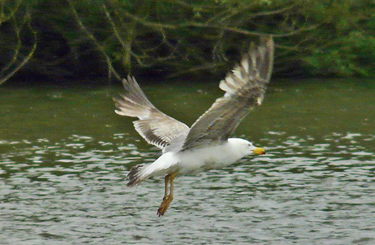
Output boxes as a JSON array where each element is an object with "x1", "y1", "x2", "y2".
[
  {"x1": 0, "y1": 0, "x2": 23, "y2": 24},
  {"x1": 67, "y1": 0, "x2": 121, "y2": 80},
  {"x1": 0, "y1": 10, "x2": 37, "y2": 85}
]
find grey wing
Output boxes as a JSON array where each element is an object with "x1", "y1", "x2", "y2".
[
  {"x1": 113, "y1": 76, "x2": 190, "y2": 150},
  {"x1": 181, "y1": 36, "x2": 274, "y2": 151}
]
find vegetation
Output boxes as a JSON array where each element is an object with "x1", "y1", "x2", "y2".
[{"x1": 1, "y1": 0, "x2": 374, "y2": 84}]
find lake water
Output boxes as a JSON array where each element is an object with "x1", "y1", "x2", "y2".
[{"x1": 0, "y1": 78, "x2": 374, "y2": 244}]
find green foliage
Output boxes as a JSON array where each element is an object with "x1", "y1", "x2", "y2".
[
  {"x1": 304, "y1": 31, "x2": 375, "y2": 76},
  {"x1": 295, "y1": 0, "x2": 375, "y2": 76},
  {"x1": 0, "y1": 0, "x2": 375, "y2": 83}
]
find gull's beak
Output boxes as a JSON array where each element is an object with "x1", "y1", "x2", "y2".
[{"x1": 253, "y1": 147, "x2": 265, "y2": 155}]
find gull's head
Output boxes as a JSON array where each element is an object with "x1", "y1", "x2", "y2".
[{"x1": 230, "y1": 138, "x2": 266, "y2": 157}]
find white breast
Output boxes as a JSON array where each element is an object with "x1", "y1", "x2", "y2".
[{"x1": 176, "y1": 141, "x2": 244, "y2": 175}]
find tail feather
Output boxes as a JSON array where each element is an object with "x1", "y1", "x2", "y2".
[
  {"x1": 126, "y1": 153, "x2": 178, "y2": 187},
  {"x1": 126, "y1": 164, "x2": 145, "y2": 187}
]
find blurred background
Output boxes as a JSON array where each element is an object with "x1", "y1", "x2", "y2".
[{"x1": 1, "y1": 1, "x2": 374, "y2": 244}]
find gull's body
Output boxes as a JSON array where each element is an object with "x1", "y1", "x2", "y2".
[
  {"x1": 137, "y1": 138, "x2": 259, "y2": 179},
  {"x1": 114, "y1": 36, "x2": 274, "y2": 216}
]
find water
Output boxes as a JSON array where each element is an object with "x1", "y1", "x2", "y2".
[{"x1": 1, "y1": 79, "x2": 374, "y2": 244}]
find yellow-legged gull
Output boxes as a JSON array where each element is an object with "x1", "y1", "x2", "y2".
[{"x1": 114, "y1": 36, "x2": 274, "y2": 216}]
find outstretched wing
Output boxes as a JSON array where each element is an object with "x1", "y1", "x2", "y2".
[
  {"x1": 181, "y1": 36, "x2": 274, "y2": 151},
  {"x1": 113, "y1": 76, "x2": 189, "y2": 150}
]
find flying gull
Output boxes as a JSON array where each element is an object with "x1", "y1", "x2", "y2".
[{"x1": 113, "y1": 36, "x2": 274, "y2": 216}]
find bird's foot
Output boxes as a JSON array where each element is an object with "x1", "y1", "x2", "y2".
[{"x1": 157, "y1": 195, "x2": 173, "y2": 216}]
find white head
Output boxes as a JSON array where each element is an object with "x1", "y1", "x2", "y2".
[{"x1": 229, "y1": 138, "x2": 266, "y2": 157}]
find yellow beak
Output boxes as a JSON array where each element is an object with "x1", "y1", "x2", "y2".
[{"x1": 253, "y1": 147, "x2": 265, "y2": 155}]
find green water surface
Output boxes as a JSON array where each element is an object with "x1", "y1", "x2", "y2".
[{"x1": 0, "y1": 78, "x2": 374, "y2": 244}]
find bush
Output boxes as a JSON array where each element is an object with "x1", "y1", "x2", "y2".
[{"x1": 1, "y1": 0, "x2": 374, "y2": 84}]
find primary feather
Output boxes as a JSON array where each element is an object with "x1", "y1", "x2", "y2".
[
  {"x1": 114, "y1": 36, "x2": 274, "y2": 186},
  {"x1": 113, "y1": 76, "x2": 189, "y2": 150}
]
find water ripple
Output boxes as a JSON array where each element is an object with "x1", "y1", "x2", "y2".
[{"x1": 0, "y1": 131, "x2": 374, "y2": 244}]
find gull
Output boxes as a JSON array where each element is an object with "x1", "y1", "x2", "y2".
[{"x1": 113, "y1": 36, "x2": 274, "y2": 216}]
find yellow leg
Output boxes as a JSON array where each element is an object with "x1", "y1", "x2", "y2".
[
  {"x1": 157, "y1": 173, "x2": 176, "y2": 216},
  {"x1": 163, "y1": 174, "x2": 169, "y2": 200}
]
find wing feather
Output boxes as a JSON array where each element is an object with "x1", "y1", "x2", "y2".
[
  {"x1": 113, "y1": 76, "x2": 189, "y2": 150},
  {"x1": 181, "y1": 36, "x2": 274, "y2": 151}
]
